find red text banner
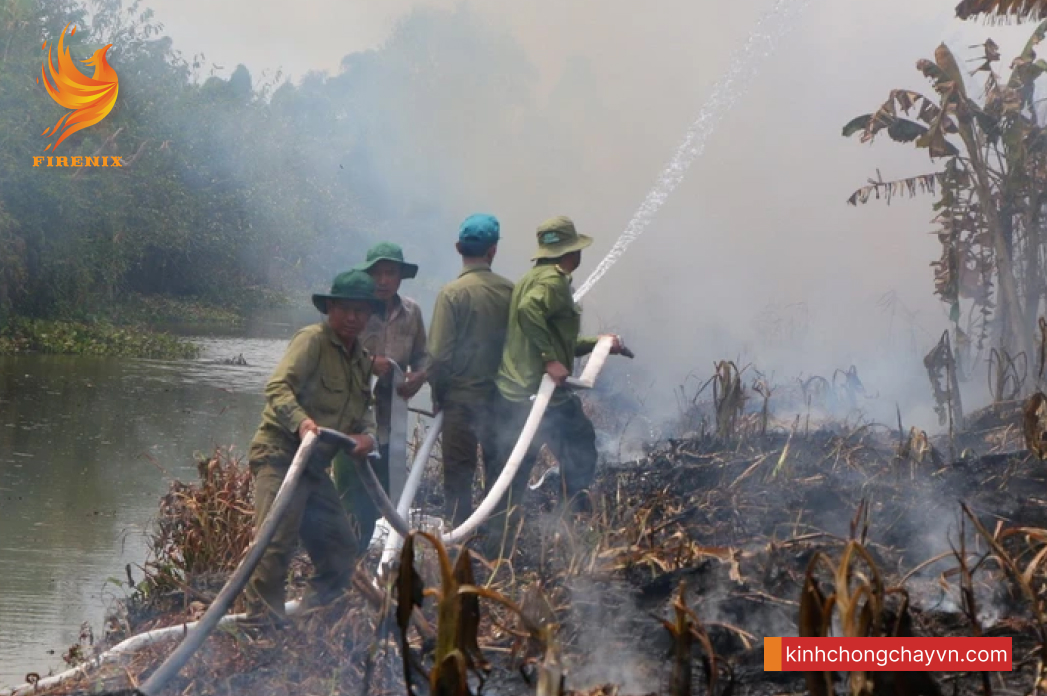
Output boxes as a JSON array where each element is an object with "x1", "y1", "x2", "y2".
[{"x1": 764, "y1": 637, "x2": 1012, "y2": 671}]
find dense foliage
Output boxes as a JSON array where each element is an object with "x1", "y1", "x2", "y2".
[{"x1": 0, "y1": 0, "x2": 545, "y2": 327}]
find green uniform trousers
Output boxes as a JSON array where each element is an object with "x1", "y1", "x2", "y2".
[
  {"x1": 244, "y1": 453, "x2": 362, "y2": 624},
  {"x1": 440, "y1": 395, "x2": 501, "y2": 527},
  {"x1": 332, "y1": 443, "x2": 390, "y2": 555},
  {"x1": 482, "y1": 392, "x2": 598, "y2": 547}
]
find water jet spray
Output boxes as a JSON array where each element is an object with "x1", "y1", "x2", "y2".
[{"x1": 369, "y1": 0, "x2": 812, "y2": 561}]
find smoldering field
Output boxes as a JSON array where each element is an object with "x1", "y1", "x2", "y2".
[
  {"x1": 30, "y1": 380, "x2": 1047, "y2": 696},
  {"x1": 18, "y1": 0, "x2": 1047, "y2": 694}
]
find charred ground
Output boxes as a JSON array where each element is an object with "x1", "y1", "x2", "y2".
[{"x1": 17, "y1": 388, "x2": 1047, "y2": 696}]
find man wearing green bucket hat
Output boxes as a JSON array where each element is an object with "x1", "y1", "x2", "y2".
[
  {"x1": 426, "y1": 213, "x2": 515, "y2": 526},
  {"x1": 483, "y1": 216, "x2": 626, "y2": 553},
  {"x1": 332, "y1": 241, "x2": 429, "y2": 553},
  {"x1": 242, "y1": 269, "x2": 382, "y2": 630}
]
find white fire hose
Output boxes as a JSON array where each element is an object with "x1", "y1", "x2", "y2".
[
  {"x1": 365, "y1": 333, "x2": 620, "y2": 555},
  {"x1": 0, "y1": 327, "x2": 622, "y2": 696},
  {"x1": 377, "y1": 410, "x2": 444, "y2": 573},
  {"x1": 0, "y1": 332, "x2": 618, "y2": 696}
]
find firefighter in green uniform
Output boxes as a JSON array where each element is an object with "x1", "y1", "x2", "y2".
[
  {"x1": 332, "y1": 242, "x2": 428, "y2": 554},
  {"x1": 483, "y1": 216, "x2": 625, "y2": 552},
  {"x1": 426, "y1": 213, "x2": 515, "y2": 526},
  {"x1": 242, "y1": 269, "x2": 381, "y2": 629}
]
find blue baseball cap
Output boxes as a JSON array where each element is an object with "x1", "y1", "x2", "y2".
[{"x1": 458, "y1": 213, "x2": 500, "y2": 244}]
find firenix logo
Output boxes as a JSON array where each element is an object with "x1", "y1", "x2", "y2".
[{"x1": 33, "y1": 23, "x2": 120, "y2": 166}]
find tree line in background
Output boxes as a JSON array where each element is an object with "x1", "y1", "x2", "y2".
[{"x1": 0, "y1": 0, "x2": 565, "y2": 327}]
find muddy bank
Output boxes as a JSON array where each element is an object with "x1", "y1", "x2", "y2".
[{"x1": 16, "y1": 414, "x2": 1047, "y2": 696}]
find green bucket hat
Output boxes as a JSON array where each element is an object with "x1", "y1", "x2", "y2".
[
  {"x1": 311, "y1": 269, "x2": 383, "y2": 314},
  {"x1": 531, "y1": 216, "x2": 593, "y2": 261},
  {"x1": 354, "y1": 241, "x2": 419, "y2": 279}
]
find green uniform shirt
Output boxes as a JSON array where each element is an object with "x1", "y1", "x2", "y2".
[
  {"x1": 249, "y1": 321, "x2": 377, "y2": 466},
  {"x1": 495, "y1": 263, "x2": 598, "y2": 405},
  {"x1": 426, "y1": 262, "x2": 515, "y2": 406}
]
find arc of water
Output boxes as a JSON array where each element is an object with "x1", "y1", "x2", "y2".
[
  {"x1": 369, "y1": 0, "x2": 811, "y2": 554},
  {"x1": 574, "y1": 0, "x2": 811, "y2": 300}
]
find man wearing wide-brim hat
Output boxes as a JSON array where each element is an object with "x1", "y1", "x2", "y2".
[
  {"x1": 332, "y1": 241, "x2": 429, "y2": 554},
  {"x1": 242, "y1": 269, "x2": 381, "y2": 630},
  {"x1": 484, "y1": 215, "x2": 627, "y2": 554}
]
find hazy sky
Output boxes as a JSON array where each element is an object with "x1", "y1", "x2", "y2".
[{"x1": 139, "y1": 0, "x2": 1044, "y2": 425}]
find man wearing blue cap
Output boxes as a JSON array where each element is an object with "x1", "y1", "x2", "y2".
[{"x1": 426, "y1": 214, "x2": 515, "y2": 526}]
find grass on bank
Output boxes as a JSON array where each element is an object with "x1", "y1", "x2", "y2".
[
  {"x1": 0, "y1": 317, "x2": 201, "y2": 360},
  {"x1": 0, "y1": 292, "x2": 288, "y2": 359}
]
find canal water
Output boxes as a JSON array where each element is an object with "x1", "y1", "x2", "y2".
[{"x1": 0, "y1": 308, "x2": 320, "y2": 686}]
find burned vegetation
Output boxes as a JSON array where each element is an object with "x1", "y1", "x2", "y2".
[
  {"x1": 19, "y1": 351, "x2": 1047, "y2": 696},
  {"x1": 26, "y1": 22, "x2": 1047, "y2": 696}
]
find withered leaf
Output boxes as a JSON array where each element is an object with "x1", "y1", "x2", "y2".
[
  {"x1": 915, "y1": 126, "x2": 961, "y2": 159},
  {"x1": 935, "y1": 43, "x2": 968, "y2": 99},
  {"x1": 452, "y1": 547, "x2": 488, "y2": 671},
  {"x1": 973, "y1": 109, "x2": 1000, "y2": 141},
  {"x1": 1023, "y1": 392, "x2": 1047, "y2": 459},
  {"x1": 917, "y1": 58, "x2": 952, "y2": 91},
  {"x1": 842, "y1": 114, "x2": 874, "y2": 138},
  {"x1": 799, "y1": 562, "x2": 831, "y2": 696},
  {"x1": 431, "y1": 650, "x2": 470, "y2": 696},
  {"x1": 396, "y1": 533, "x2": 426, "y2": 693},
  {"x1": 396, "y1": 533, "x2": 425, "y2": 633},
  {"x1": 887, "y1": 118, "x2": 929, "y2": 144},
  {"x1": 1017, "y1": 18, "x2": 1047, "y2": 64}
]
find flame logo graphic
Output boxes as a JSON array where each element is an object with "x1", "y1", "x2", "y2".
[{"x1": 37, "y1": 24, "x2": 119, "y2": 152}]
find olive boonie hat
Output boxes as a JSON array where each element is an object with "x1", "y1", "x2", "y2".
[
  {"x1": 459, "y1": 213, "x2": 500, "y2": 244},
  {"x1": 531, "y1": 215, "x2": 593, "y2": 260},
  {"x1": 354, "y1": 241, "x2": 419, "y2": 279},
  {"x1": 311, "y1": 269, "x2": 383, "y2": 314}
]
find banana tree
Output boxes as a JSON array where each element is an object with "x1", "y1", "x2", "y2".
[{"x1": 843, "y1": 22, "x2": 1047, "y2": 372}]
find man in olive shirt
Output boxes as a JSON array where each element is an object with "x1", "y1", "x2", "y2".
[
  {"x1": 333, "y1": 242, "x2": 428, "y2": 553},
  {"x1": 243, "y1": 269, "x2": 381, "y2": 629},
  {"x1": 427, "y1": 214, "x2": 514, "y2": 526},
  {"x1": 484, "y1": 216, "x2": 625, "y2": 548}
]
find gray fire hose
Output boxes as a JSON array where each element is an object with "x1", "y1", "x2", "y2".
[
  {"x1": 386, "y1": 360, "x2": 409, "y2": 505},
  {"x1": 319, "y1": 429, "x2": 412, "y2": 539}
]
